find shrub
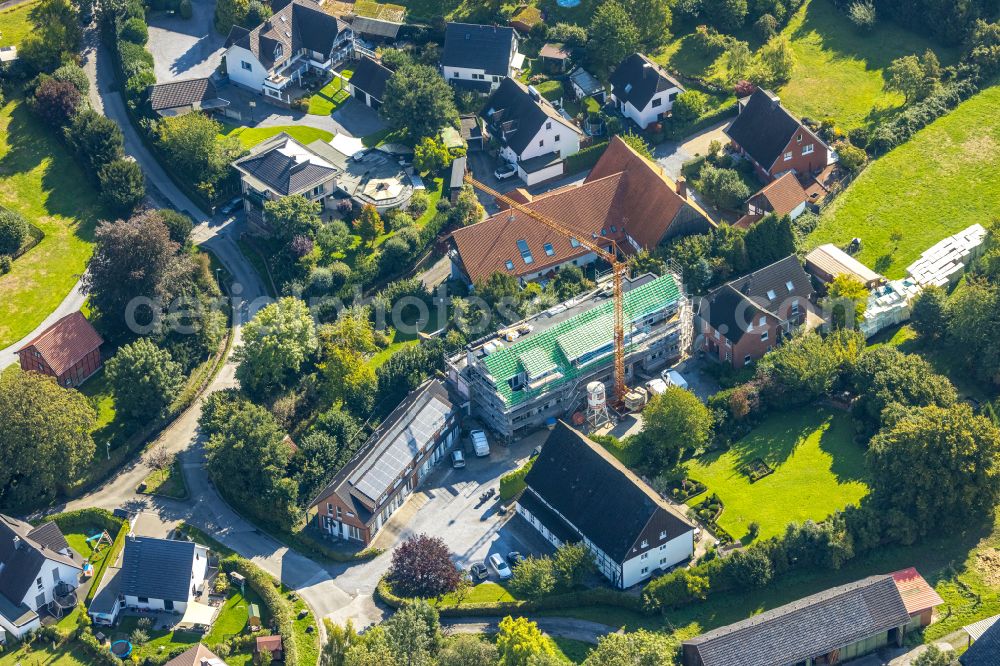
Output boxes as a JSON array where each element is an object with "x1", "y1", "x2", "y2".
[
  {"x1": 387, "y1": 534, "x2": 461, "y2": 598},
  {"x1": 0, "y1": 255, "x2": 11, "y2": 274},
  {"x1": 724, "y1": 547, "x2": 773, "y2": 589},
  {"x1": 120, "y1": 16, "x2": 148, "y2": 44},
  {"x1": 847, "y1": 1, "x2": 876, "y2": 32},
  {"x1": 509, "y1": 556, "x2": 556, "y2": 598},
  {"x1": 699, "y1": 163, "x2": 750, "y2": 209},
  {"x1": 117, "y1": 40, "x2": 154, "y2": 81},
  {"x1": 642, "y1": 568, "x2": 710, "y2": 611},
  {"x1": 52, "y1": 63, "x2": 90, "y2": 95},
  {"x1": 32, "y1": 78, "x2": 81, "y2": 128},
  {"x1": 564, "y1": 141, "x2": 609, "y2": 174},
  {"x1": 672, "y1": 90, "x2": 708, "y2": 123},
  {"x1": 754, "y1": 13, "x2": 778, "y2": 39},
  {"x1": 834, "y1": 141, "x2": 867, "y2": 172},
  {"x1": 0, "y1": 208, "x2": 29, "y2": 256},
  {"x1": 98, "y1": 159, "x2": 146, "y2": 217}
]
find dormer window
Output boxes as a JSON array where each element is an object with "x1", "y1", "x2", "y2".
[
  {"x1": 659, "y1": 531, "x2": 667, "y2": 540},
  {"x1": 274, "y1": 43, "x2": 284, "y2": 60},
  {"x1": 786, "y1": 281, "x2": 795, "y2": 291},
  {"x1": 624, "y1": 83, "x2": 632, "y2": 93},
  {"x1": 543, "y1": 243, "x2": 554, "y2": 256},
  {"x1": 505, "y1": 260, "x2": 515, "y2": 271},
  {"x1": 766, "y1": 289, "x2": 776, "y2": 300}
]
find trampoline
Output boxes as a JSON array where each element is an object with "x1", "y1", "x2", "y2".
[
  {"x1": 110, "y1": 640, "x2": 133, "y2": 658},
  {"x1": 556, "y1": 0, "x2": 581, "y2": 6}
]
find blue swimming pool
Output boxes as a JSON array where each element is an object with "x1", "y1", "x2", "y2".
[{"x1": 556, "y1": 0, "x2": 581, "y2": 6}]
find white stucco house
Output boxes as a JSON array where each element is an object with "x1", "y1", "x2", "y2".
[
  {"x1": 0, "y1": 515, "x2": 81, "y2": 640},
  {"x1": 441, "y1": 22, "x2": 523, "y2": 94},
  {"x1": 609, "y1": 53, "x2": 684, "y2": 130},
  {"x1": 120, "y1": 536, "x2": 209, "y2": 615},
  {"x1": 481, "y1": 77, "x2": 583, "y2": 186},
  {"x1": 516, "y1": 423, "x2": 695, "y2": 589},
  {"x1": 224, "y1": 0, "x2": 353, "y2": 105}
]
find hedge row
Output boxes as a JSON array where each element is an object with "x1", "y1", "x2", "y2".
[
  {"x1": 499, "y1": 459, "x2": 533, "y2": 500},
  {"x1": 221, "y1": 557, "x2": 300, "y2": 666},
  {"x1": 868, "y1": 77, "x2": 980, "y2": 154},
  {"x1": 87, "y1": 521, "x2": 129, "y2": 603},
  {"x1": 564, "y1": 141, "x2": 609, "y2": 174},
  {"x1": 42, "y1": 507, "x2": 123, "y2": 537},
  {"x1": 376, "y1": 577, "x2": 648, "y2": 617}
]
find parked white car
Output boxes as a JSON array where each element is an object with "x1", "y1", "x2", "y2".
[
  {"x1": 662, "y1": 369, "x2": 689, "y2": 390},
  {"x1": 471, "y1": 430, "x2": 490, "y2": 457},
  {"x1": 489, "y1": 553, "x2": 512, "y2": 580}
]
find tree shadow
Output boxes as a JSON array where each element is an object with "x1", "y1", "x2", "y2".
[
  {"x1": 817, "y1": 411, "x2": 868, "y2": 484},
  {"x1": 725, "y1": 411, "x2": 818, "y2": 471},
  {"x1": 873, "y1": 253, "x2": 893, "y2": 273}
]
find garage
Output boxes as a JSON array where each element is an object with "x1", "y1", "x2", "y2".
[{"x1": 518, "y1": 152, "x2": 565, "y2": 187}]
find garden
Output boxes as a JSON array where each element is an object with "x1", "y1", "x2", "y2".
[
  {"x1": 306, "y1": 70, "x2": 352, "y2": 116},
  {"x1": 685, "y1": 406, "x2": 868, "y2": 541},
  {"x1": 807, "y1": 85, "x2": 1000, "y2": 278}
]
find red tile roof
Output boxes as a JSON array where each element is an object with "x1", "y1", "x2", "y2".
[
  {"x1": 451, "y1": 136, "x2": 713, "y2": 283},
  {"x1": 17, "y1": 311, "x2": 103, "y2": 376},
  {"x1": 891, "y1": 568, "x2": 944, "y2": 615},
  {"x1": 755, "y1": 172, "x2": 808, "y2": 217},
  {"x1": 255, "y1": 636, "x2": 283, "y2": 654}
]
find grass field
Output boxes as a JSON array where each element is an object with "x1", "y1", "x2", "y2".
[
  {"x1": 654, "y1": 0, "x2": 955, "y2": 130},
  {"x1": 551, "y1": 637, "x2": 593, "y2": 663},
  {"x1": 308, "y1": 71, "x2": 352, "y2": 116},
  {"x1": 0, "y1": 99, "x2": 105, "y2": 349},
  {"x1": 685, "y1": 406, "x2": 869, "y2": 541},
  {"x1": 220, "y1": 124, "x2": 335, "y2": 149},
  {"x1": 807, "y1": 85, "x2": 1000, "y2": 278},
  {"x1": 0, "y1": 0, "x2": 38, "y2": 48},
  {"x1": 139, "y1": 461, "x2": 188, "y2": 498}
]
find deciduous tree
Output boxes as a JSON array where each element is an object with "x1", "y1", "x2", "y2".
[
  {"x1": 702, "y1": 0, "x2": 747, "y2": 31},
  {"x1": 850, "y1": 346, "x2": 957, "y2": 430},
  {"x1": 98, "y1": 159, "x2": 146, "y2": 217},
  {"x1": 387, "y1": 534, "x2": 461, "y2": 598},
  {"x1": 909, "y1": 285, "x2": 949, "y2": 341},
  {"x1": 155, "y1": 113, "x2": 242, "y2": 199},
  {"x1": 637, "y1": 387, "x2": 712, "y2": 469},
  {"x1": 495, "y1": 617, "x2": 556, "y2": 666},
  {"x1": 583, "y1": 629, "x2": 677, "y2": 665},
  {"x1": 587, "y1": 0, "x2": 639, "y2": 75},
  {"x1": 66, "y1": 109, "x2": 125, "y2": 173},
  {"x1": 382, "y1": 64, "x2": 459, "y2": 139},
  {"x1": 354, "y1": 205, "x2": 384, "y2": 249},
  {"x1": 32, "y1": 78, "x2": 81, "y2": 128},
  {"x1": 822, "y1": 274, "x2": 868, "y2": 328},
  {"x1": 623, "y1": 0, "x2": 672, "y2": 50},
  {"x1": 0, "y1": 208, "x2": 29, "y2": 256},
  {"x1": 235, "y1": 297, "x2": 319, "y2": 397},
  {"x1": 413, "y1": 136, "x2": 452, "y2": 174},
  {"x1": 437, "y1": 634, "x2": 498, "y2": 666},
  {"x1": 868, "y1": 404, "x2": 1000, "y2": 544},
  {"x1": 105, "y1": 337, "x2": 184, "y2": 421},
  {"x1": 264, "y1": 195, "x2": 322, "y2": 243},
  {"x1": 0, "y1": 371, "x2": 96, "y2": 509}
]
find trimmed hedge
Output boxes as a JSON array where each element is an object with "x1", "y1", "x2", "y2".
[
  {"x1": 42, "y1": 507, "x2": 123, "y2": 536},
  {"x1": 376, "y1": 577, "x2": 648, "y2": 617},
  {"x1": 87, "y1": 521, "x2": 129, "y2": 603},
  {"x1": 221, "y1": 557, "x2": 300, "y2": 666},
  {"x1": 564, "y1": 141, "x2": 609, "y2": 175},
  {"x1": 499, "y1": 459, "x2": 533, "y2": 500}
]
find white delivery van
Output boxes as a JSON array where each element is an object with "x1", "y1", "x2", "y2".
[
  {"x1": 470, "y1": 430, "x2": 490, "y2": 457},
  {"x1": 645, "y1": 378, "x2": 668, "y2": 396},
  {"x1": 662, "y1": 369, "x2": 689, "y2": 390}
]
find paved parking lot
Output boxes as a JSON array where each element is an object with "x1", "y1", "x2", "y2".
[
  {"x1": 466, "y1": 150, "x2": 590, "y2": 214},
  {"x1": 147, "y1": 0, "x2": 224, "y2": 83}
]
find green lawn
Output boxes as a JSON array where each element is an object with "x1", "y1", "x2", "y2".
[
  {"x1": 0, "y1": 0, "x2": 38, "y2": 48},
  {"x1": 203, "y1": 588, "x2": 268, "y2": 645},
  {"x1": 220, "y1": 124, "x2": 335, "y2": 149},
  {"x1": 685, "y1": 406, "x2": 869, "y2": 541},
  {"x1": 807, "y1": 85, "x2": 1000, "y2": 278},
  {"x1": 776, "y1": 0, "x2": 956, "y2": 129},
  {"x1": 436, "y1": 582, "x2": 519, "y2": 607},
  {"x1": 0, "y1": 641, "x2": 89, "y2": 666},
  {"x1": 307, "y1": 71, "x2": 352, "y2": 116},
  {"x1": 139, "y1": 461, "x2": 187, "y2": 499},
  {"x1": 654, "y1": 0, "x2": 955, "y2": 130},
  {"x1": 0, "y1": 99, "x2": 106, "y2": 349},
  {"x1": 551, "y1": 637, "x2": 594, "y2": 663},
  {"x1": 114, "y1": 616, "x2": 204, "y2": 661}
]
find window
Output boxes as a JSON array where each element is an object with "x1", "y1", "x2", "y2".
[
  {"x1": 759, "y1": 316, "x2": 767, "y2": 327},
  {"x1": 554, "y1": 134, "x2": 560, "y2": 142},
  {"x1": 241, "y1": 61, "x2": 252, "y2": 71},
  {"x1": 517, "y1": 239, "x2": 534, "y2": 264},
  {"x1": 766, "y1": 289, "x2": 776, "y2": 300},
  {"x1": 624, "y1": 83, "x2": 632, "y2": 93},
  {"x1": 164, "y1": 600, "x2": 174, "y2": 611},
  {"x1": 640, "y1": 553, "x2": 648, "y2": 560},
  {"x1": 744, "y1": 354, "x2": 752, "y2": 365},
  {"x1": 802, "y1": 144, "x2": 814, "y2": 155},
  {"x1": 610, "y1": 225, "x2": 617, "y2": 232},
  {"x1": 784, "y1": 151, "x2": 793, "y2": 161},
  {"x1": 336, "y1": 506, "x2": 342, "y2": 519},
  {"x1": 761, "y1": 331, "x2": 769, "y2": 342},
  {"x1": 570, "y1": 237, "x2": 580, "y2": 247},
  {"x1": 505, "y1": 260, "x2": 515, "y2": 270},
  {"x1": 326, "y1": 503, "x2": 333, "y2": 514},
  {"x1": 493, "y1": 75, "x2": 500, "y2": 82},
  {"x1": 659, "y1": 531, "x2": 667, "y2": 540},
  {"x1": 651, "y1": 97, "x2": 662, "y2": 108},
  {"x1": 138, "y1": 597, "x2": 149, "y2": 604},
  {"x1": 36, "y1": 577, "x2": 43, "y2": 590},
  {"x1": 274, "y1": 44, "x2": 283, "y2": 59},
  {"x1": 538, "y1": 140, "x2": 544, "y2": 147},
  {"x1": 452, "y1": 71, "x2": 460, "y2": 78},
  {"x1": 543, "y1": 243, "x2": 555, "y2": 256},
  {"x1": 641, "y1": 539, "x2": 648, "y2": 548},
  {"x1": 791, "y1": 299, "x2": 800, "y2": 315},
  {"x1": 545, "y1": 121, "x2": 552, "y2": 130},
  {"x1": 641, "y1": 566, "x2": 649, "y2": 574},
  {"x1": 668, "y1": 91, "x2": 678, "y2": 102},
  {"x1": 797, "y1": 133, "x2": 802, "y2": 142},
  {"x1": 786, "y1": 280, "x2": 795, "y2": 291},
  {"x1": 714, "y1": 329, "x2": 720, "y2": 339}
]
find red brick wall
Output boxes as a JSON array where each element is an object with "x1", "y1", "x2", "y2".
[
  {"x1": 315, "y1": 494, "x2": 372, "y2": 544},
  {"x1": 769, "y1": 131, "x2": 829, "y2": 178},
  {"x1": 700, "y1": 317, "x2": 780, "y2": 368}
]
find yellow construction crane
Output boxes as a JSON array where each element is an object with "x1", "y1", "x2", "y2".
[{"x1": 464, "y1": 174, "x2": 630, "y2": 406}]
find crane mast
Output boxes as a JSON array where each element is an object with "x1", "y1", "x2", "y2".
[{"x1": 463, "y1": 174, "x2": 629, "y2": 406}]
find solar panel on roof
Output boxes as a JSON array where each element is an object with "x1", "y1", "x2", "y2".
[{"x1": 349, "y1": 395, "x2": 450, "y2": 501}]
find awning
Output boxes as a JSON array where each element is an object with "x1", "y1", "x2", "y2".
[
  {"x1": 330, "y1": 134, "x2": 365, "y2": 157},
  {"x1": 178, "y1": 601, "x2": 217, "y2": 628}
]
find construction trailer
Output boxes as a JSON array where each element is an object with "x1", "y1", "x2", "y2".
[{"x1": 446, "y1": 272, "x2": 693, "y2": 441}]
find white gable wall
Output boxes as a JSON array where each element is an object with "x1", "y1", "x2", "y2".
[
  {"x1": 621, "y1": 530, "x2": 693, "y2": 588},
  {"x1": 507, "y1": 121, "x2": 581, "y2": 163},
  {"x1": 226, "y1": 45, "x2": 267, "y2": 91},
  {"x1": 613, "y1": 86, "x2": 682, "y2": 130},
  {"x1": 18, "y1": 559, "x2": 80, "y2": 609},
  {"x1": 444, "y1": 66, "x2": 504, "y2": 91}
]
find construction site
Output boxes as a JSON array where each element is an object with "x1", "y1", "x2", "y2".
[{"x1": 446, "y1": 271, "x2": 694, "y2": 440}]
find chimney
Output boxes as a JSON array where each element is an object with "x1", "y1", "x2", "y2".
[
  {"x1": 642, "y1": 62, "x2": 652, "y2": 79},
  {"x1": 12, "y1": 535, "x2": 21, "y2": 550},
  {"x1": 676, "y1": 177, "x2": 687, "y2": 199}
]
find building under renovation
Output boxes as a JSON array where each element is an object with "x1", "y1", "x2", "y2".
[{"x1": 446, "y1": 272, "x2": 692, "y2": 440}]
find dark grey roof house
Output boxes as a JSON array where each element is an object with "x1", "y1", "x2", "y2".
[
  {"x1": 699, "y1": 254, "x2": 815, "y2": 367},
  {"x1": 441, "y1": 22, "x2": 522, "y2": 93},
  {"x1": 233, "y1": 133, "x2": 339, "y2": 197},
  {"x1": 349, "y1": 55, "x2": 393, "y2": 110},
  {"x1": 962, "y1": 614, "x2": 1000, "y2": 666},
  {"x1": 682, "y1": 572, "x2": 940, "y2": 666},
  {"x1": 0, "y1": 514, "x2": 80, "y2": 639},
  {"x1": 310, "y1": 379, "x2": 459, "y2": 546},
  {"x1": 480, "y1": 77, "x2": 582, "y2": 161},
  {"x1": 609, "y1": 53, "x2": 684, "y2": 130},
  {"x1": 148, "y1": 78, "x2": 230, "y2": 118},
  {"x1": 121, "y1": 536, "x2": 209, "y2": 611},
  {"x1": 517, "y1": 422, "x2": 695, "y2": 589}
]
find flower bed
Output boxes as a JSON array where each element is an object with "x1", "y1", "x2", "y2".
[
  {"x1": 668, "y1": 478, "x2": 707, "y2": 503},
  {"x1": 742, "y1": 458, "x2": 774, "y2": 483}
]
